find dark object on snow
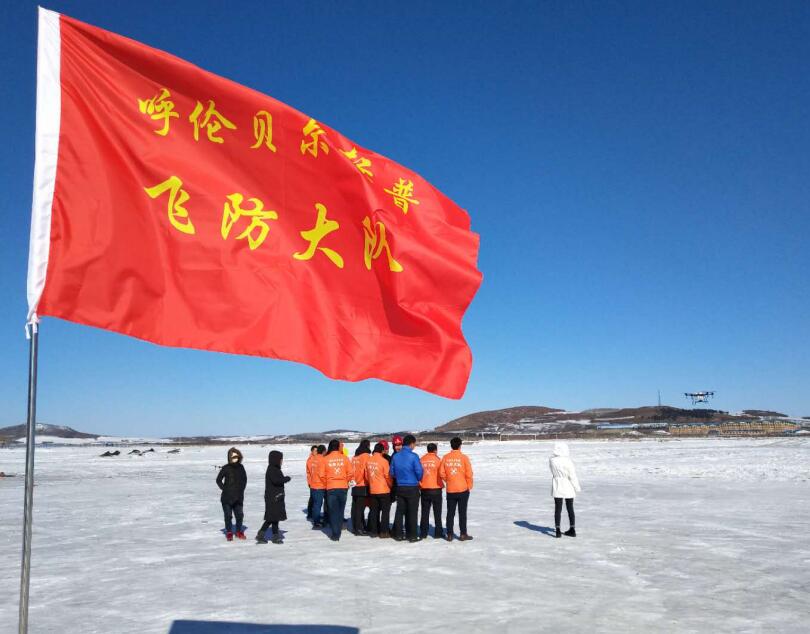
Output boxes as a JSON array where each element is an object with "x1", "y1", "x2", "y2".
[
  {"x1": 554, "y1": 497, "x2": 575, "y2": 530},
  {"x1": 167, "y1": 449, "x2": 181, "y2": 454},
  {"x1": 255, "y1": 452, "x2": 290, "y2": 544},
  {"x1": 143, "y1": 448, "x2": 155, "y2": 453},
  {"x1": 100, "y1": 450, "x2": 120, "y2": 457},
  {"x1": 128, "y1": 449, "x2": 141, "y2": 455},
  {"x1": 556, "y1": 528, "x2": 561, "y2": 538},
  {"x1": 216, "y1": 448, "x2": 247, "y2": 505},
  {"x1": 0, "y1": 472, "x2": 17, "y2": 477},
  {"x1": 564, "y1": 527, "x2": 576, "y2": 537},
  {"x1": 263, "y1": 450, "x2": 290, "y2": 522},
  {"x1": 218, "y1": 448, "x2": 247, "y2": 534}
]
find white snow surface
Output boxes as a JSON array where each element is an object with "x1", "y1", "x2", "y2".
[{"x1": 1, "y1": 438, "x2": 809, "y2": 633}]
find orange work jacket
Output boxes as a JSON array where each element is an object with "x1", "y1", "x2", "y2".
[
  {"x1": 305, "y1": 453, "x2": 316, "y2": 487},
  {"x1": 309, "y1": 454, "x2": 327, "y2": 490},
  {"x1": 320, "y1": 451, "x2": 353, "y2": 490},
  {"x1": 439, "y1": 449, "x2": 473, "y2": 493},
  {"x1": 352, "y1": 453, "x2": 370, "y2": 487},
  {"x1": 365, "y1": 453, "x2": 392, "y2": 495},
  {"x1": 419, "y1": 453, "x2": 444, "y2": 489}
]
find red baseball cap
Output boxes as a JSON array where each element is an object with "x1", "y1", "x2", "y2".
[
  {"x1": 380, "y1": 440, "x2": 389, "y2": 451},
  {"x1": 393, "y1": 435, "x2": 403, "y2": 445}
]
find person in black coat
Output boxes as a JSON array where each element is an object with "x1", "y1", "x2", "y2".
[
  {"x1": 256, "y1": 450, "x2": 290, "y2": 544},
  {"x1": 216, "y1": 447, "x2": 247, "y2": 540}
]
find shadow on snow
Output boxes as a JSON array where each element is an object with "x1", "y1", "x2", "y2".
[
  {"x1": 513, "y1": 520, "x2": 556, "y2": 536},
  {"x1": 169, "y1": 621, "x2": 359, "y2": 633}
]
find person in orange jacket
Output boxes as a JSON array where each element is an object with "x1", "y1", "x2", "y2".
[
  {"x1": 308, "y1": 444, "x2": 327, "y2": 528},
  {"x1": 439, "y1": 437, "x2": 474, "y2": 541},
  {"x1": 319, "y1": 439, "x2": 354, "y2": 541},
  {"x1": 365, "y1": 442, "x2": 393, "y2": 538},
  {"x1": 350, "y1": 439, "x2": 372, "y2": 536},
  {"x1": 305, "y1": 445, "x2": 318, "y2": 521},
  {"x1": 419, "y1": 443, "x2": 444, "y2": 539}
]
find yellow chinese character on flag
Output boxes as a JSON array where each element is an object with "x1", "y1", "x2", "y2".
[
  {"x1": 221, "y1": 194, "x2": 278, "y2": 250},
  {"x1": 362, "y1": 216, "x2": 403, "y2": 272},
  {"x1": 300, "y1": 118, "x2": 329, "y2": 157},
  {"x1": 137, "y1": 88, "x2": 179, "y2": 136},
  {"x1": 293, "y1": 203, "x2": 344, "y2": 268},
  {"x1": 189, "y1": 100, "x2": 237, "y2": 143},
  {"x1": 341, "y1": 147, "x2": 374, "y2": 181},
  {"x1": 384, "y1": 178, "x2": 420, "y2": 215},
  {"x1": 143, "y1": 176, "x2": 195, "y2": 235},
  {"x1": 251, "y1": 110, "x2": 277, "y2": 152}
]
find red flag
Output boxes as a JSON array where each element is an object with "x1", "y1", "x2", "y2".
[{"x1": 27, "y1": 9, "x2": 482, "y2": 399}]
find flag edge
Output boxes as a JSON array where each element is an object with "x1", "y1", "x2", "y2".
[{"x1": 27, "y1": 6, "x2": 61, "y2": 328}]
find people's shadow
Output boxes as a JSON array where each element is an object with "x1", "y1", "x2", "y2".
[
  {"x1": 169, "y1": 622, "x2": 358, "y2": 633},
  {"x1": 513, "y1": 521, "x2": 556, "y2": 536}
]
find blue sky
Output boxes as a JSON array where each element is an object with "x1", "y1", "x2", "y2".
[{"x1": 1, "y1": 1, "x2": 808, "y2": 436}]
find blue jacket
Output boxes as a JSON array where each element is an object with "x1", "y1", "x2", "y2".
[{"x1": 389, "y1": 446, "x2": 423, "y2": 487}]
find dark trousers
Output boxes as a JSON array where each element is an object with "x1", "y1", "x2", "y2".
[
  {"x1": 326, "y1": 488, "x2": 348, "y2": 539},
  {"x1": 351, "y1": 486, "x2": 369, "y2": 533},
  {"x1": 306, "y1": 487, "x2": 314, "y2": 519},
  {"x1": 554, "y1": 497, "x2": 575, "y2": 528},
  {"x1": 222, "y1": 501, "x2": 244, "y2": 532},
  {"x1": 367, "y1": 494, "x2": 392, "y2": 535},
  {"x1": 310, "y1": 489, "x2": 325, "y2": 524},
  {"x1": 258, "y1": 520, "x2": 279, "y2": 536},
  {"x1": 420, "y1": 488, "x2": 443, "y2": 538},
  {"x1": 393, "y1": 486, "x2": 420, "y2": 539},
  {"x1": 446, "y1": 490, "x2": 470, "y2": 535}
]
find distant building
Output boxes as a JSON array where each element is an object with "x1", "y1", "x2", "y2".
[{"x1": 669, "y1": 420, "x2": 799, "y2": 437}]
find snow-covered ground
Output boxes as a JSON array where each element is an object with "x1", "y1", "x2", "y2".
[{"x1": 1, "y1": 438, "x2": 808, "y2": 633}]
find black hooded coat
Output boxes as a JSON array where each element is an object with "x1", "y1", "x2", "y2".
[
  {"x1": 264, "y1": 450, "x2": 291, "y2": 522},
  {"x1": 216, "y1": 447, "x2": 247, "y2": 505}
]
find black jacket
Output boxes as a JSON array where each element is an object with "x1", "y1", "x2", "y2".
[
  {"x1": 216, "y1": 462, "x2": 247, "y2": 505},
  {"x1": 264, "y1": 450, "x2": 291, "y2": 522}
]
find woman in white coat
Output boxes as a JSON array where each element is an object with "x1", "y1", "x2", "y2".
[{"x1": 549, "y1": 442, "x2": 581, "y2": 538}]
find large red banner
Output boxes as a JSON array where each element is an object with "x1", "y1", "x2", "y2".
[{"x1": 28, "y1": 10, "x2": 482, "y2": 398}]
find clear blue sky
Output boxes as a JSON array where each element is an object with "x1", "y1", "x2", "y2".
[{"x1": 1, "y1": 1, "x2": 808, "y2": 436}]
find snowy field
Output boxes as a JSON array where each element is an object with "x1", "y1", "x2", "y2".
[{"x1": 1, "y1": 438, "x2": 809, "y2": 633}]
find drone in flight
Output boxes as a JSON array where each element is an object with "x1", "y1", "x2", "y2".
[{"x1": 684, "y1": 391, "x2": 715, "y2": 405}]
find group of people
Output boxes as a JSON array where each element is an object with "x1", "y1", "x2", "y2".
[
  {"x1": 215, "y1": 436, "x2": 580, "y2": 544},
  {"x1": 305, "y1": 434, "x2": 474, "y2": 542}
]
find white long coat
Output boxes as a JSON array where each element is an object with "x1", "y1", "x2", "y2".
[{"x1": 549, "y1": 442, "x2": 581, "y2": 499}]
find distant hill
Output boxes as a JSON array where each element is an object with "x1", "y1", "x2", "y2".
[
  {"x1": 437, "y1": 406, "x2": 566, "y2": 432},
  {"x1": 2, "y1": 405, "x2": 803, "y2": 445},
  {"x1": 433, "y1": 405, "x2": 797, "y2": 434},
  {"x1": 0, "y1": 423, "x2": 98, "y2": 440}
]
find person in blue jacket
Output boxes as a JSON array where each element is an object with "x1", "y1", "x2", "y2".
[{"x1": 389, "y1": 434, "x2": 424, "y2": 542}]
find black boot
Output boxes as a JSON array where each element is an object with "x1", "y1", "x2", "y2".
[
  {"x1": 555, "y1": 527, "x2": 561, "y2": 538},
  {"x1": 271, "y1": 533, "x2": 283, "y2": 544},
  {"x1": 255, "y1": 531, "x2": 268, "y2": 543},
  {"x1": 564, "y1": 527, "x2": 576, "y2": 537}
]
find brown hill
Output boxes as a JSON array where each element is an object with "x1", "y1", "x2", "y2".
[
  {"x1": 433, "y1": 405, "x2": 784, "y2": 434},
  {"x1": 436, "y1": 406, "x2": 565, "y2": 432}
]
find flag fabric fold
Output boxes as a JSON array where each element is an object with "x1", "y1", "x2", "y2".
[{"x1": 28, "y1": 8, "x2": 482, "y2": 399}]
